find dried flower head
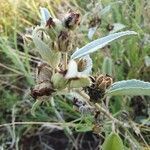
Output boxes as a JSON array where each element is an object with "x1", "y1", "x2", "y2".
[
  {"x1": 77, "y1": 58, "x2": 87, "y2": 72},
  {"x1": 36, "y1": 62, "x2": 52, "y2": 84},
  {"x1": 57, "y1": 31, "x2": 72, "y2": 52},
  {"x1": 31, "y1": 82, "x2": 55, "y2": 99},
  {"x1": 64, "y1": 12, "x2": 80, "y2": 30},
  {"x1": 84, "y1": 74, "x2": 113, "y2": 102},
  {"x1": 46, "y1": 17, "x2": 55, "y2": 28},
  {"x1": 31, "y1": 62, "x2": 55, "y2": 99}
]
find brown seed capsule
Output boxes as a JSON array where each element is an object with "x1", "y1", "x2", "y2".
[
  {"x1": 105, "y1": 76, "x2": 113, "y2": 88},
  {"x1": 57, "y1": 31, "x2": 72, "y2": 52},
  {"x1": 31, "y1": 82, "x2": 55, "y2": 99},
  {"x1": 96, "y1": 75, "x2": 104, "y2": 87},
  {"x1": 31, "y1": 62, "x2": 55, "y2": 99},
  {"x1": 85, "y1": 86, "x2": 105, "y2": 102},
  {"x1": 46, "y1": 17, "x2": 55, "y2": 28},
  {"x1": 64, "y1": 12, "x2": 80, "y2": 30},
  {"x1": 98, "y1": 80, "x2": 107, "y2": 91},
  {"x1": 77, "y1": 58, "x2": 87, "y2": 72},
  {"x1": 36, "y1": 62, "x2": 52, "y2": 84},
  {"x1": 84, "y1": 74, "x2": 113, "y2": 102},
  {"x1": 96, "y1": 74, "x2": 113, "y2": 90}
]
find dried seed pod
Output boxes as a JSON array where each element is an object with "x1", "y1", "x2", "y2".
[
  {"x1": 46, "y1": 17, "x2": 55, "y2": 28},
  {"x1": 36, "y1": 62, "x2": 52, "y2": 84},
  {"x1": 96, "y1": 75, "x2": 104, "y2": 87},
  {"x1": 84, "y1": 74, "x2": 113, "y2": 102},
  {"x1": 64, "y1": 12, "x2": 80, "y2": 30},
  {"x1": 57, "y1": 31, "x2": 72, "y2": 52},
  {"x1": 77, "y1": 58, "x2": 87, "y2": 72},
  {"x1": 96, "y1": 74, "x2": 113, "y2": 90},
  {"x1": 105, "y1": 76, "x2": 113, "y2": 88},
  {"x1": 86, "y1": 86, "x2": 105, "y2": 102},
  {"x1": 45, "y1": 17, "x2": 63, "y2": 41},
  {"x1": 31, "y1": 82, "x2": 55, "y2": 99},
  {"x1": 98, "y1": 80, "x2": 107, "y2": 90},
  {"x1": 31, "y1": 62, "x2": 55, "y2": 99}
]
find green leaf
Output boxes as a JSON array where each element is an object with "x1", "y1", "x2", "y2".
[
  {"x1": 71, "y1": 31, "x2": 137, "y2": 59},
  {"x1": 32, "y1": 27, "x2": 61, "y2": 68},
  {"x1": 106, "y1": 80, "x2": 150, "y2": 96},
  {"x1": 69, "y1": 77, "x2": 91, "y2": 88},
  {"x1": 51, "y1": 73, "x2": 68, "y2": 90},
  {"x1": 102, "y1": 132, "x2": 124, "y2": 150},
  {"x1": 102, "y1": 57, "x2": 113, "y2": 76}
]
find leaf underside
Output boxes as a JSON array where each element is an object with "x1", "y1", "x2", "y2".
[
  {"x1": 106, "y1": 79, "x2": 150, "y2": 96},
  {"x1": 71, "y1": 31, "x2": 137, "y2": 59}
]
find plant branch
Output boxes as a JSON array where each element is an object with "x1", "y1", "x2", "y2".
[
  {"x1": 0, "y1": 121, "x2": 75, "y2": 128},
  {"x1": 95, "y1": 103, "x2": 130, "y2": 128}
]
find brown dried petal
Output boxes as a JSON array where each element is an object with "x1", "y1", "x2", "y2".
[
  {"x1": 96, "y1": 75, "x2": 104, "y2": 87},
  {"x1": 98, "y1": 80, "x2": 107, "y2": 91},
  {"x1": 58, "y1": 31, "x2": 72, "y2": 52},
  {"x1": 46, "y1": 17, "x2": 55, "y2": 28},
  {"x1": 64, "y1": 12, "x2": 80, "y2": 30},
  {"x1": 84, "y1": 74, "x2": 113, "y2": 102},
  {"x1": 31, "y1": 82, "x2": 55, "y2": 99},
  {"x1": 105, "y1": 76, "x2": 113, "y2": 88},
  {"x1": 86, "y1": 86, "x2": 105, "y2": 102},
  {"x1": 36, "y1": 63, "x2": 52, "y2": 84}
]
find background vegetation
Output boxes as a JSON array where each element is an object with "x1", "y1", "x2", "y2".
[{"x1": 0, "y1": 0, "x2": 149, "y2": 149}]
